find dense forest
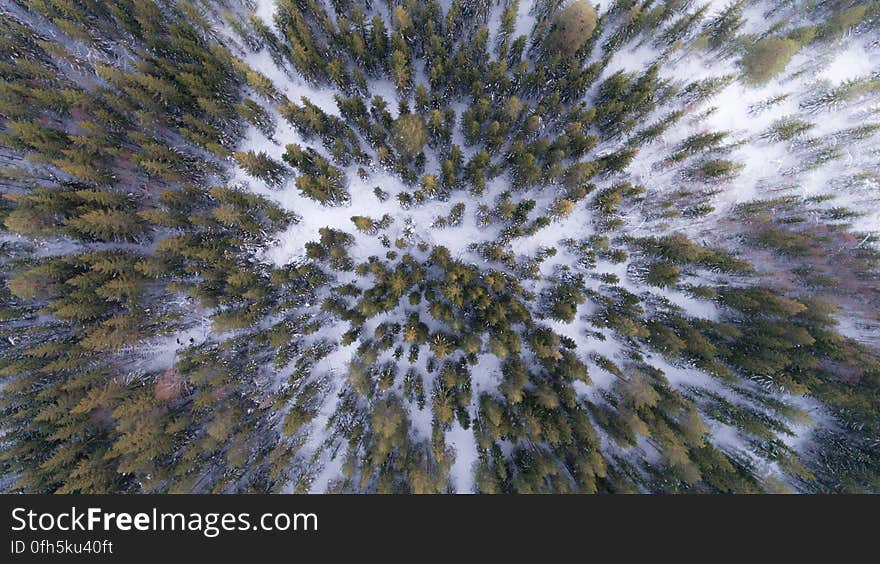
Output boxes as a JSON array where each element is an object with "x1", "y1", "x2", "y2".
[{"x1": 0, "y1": 0, "x2": 878, "y2": 493}]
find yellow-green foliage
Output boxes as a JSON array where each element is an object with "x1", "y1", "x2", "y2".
[
  {"x1": 391, "y1": 113, "x2": 428, "y2": 159},
  {"x1": 547, "y1": 1, "x2": 598, "y2": 57},
  {"x1": 741, "y1": 38, "x2": 800, "y2": 85}
]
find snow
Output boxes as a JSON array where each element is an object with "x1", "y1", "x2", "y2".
[
  {"x1": 820, "y1": 42, "x2": 878, "y2": 84},
  {"x1": 601, "y1": 43, "x2": 661, "y2": 78},
  {"x1": 251, "y1": 0, "x2": 279, "y2": 27},
  {"x1": 446, "y1": 421, "x2": 478, "y2": 493},
  {"x1": 241, "y1": 49, "x2": 342, "y2": 117},
  {"x1": 137, "y1": 316, "x2": 212, "y2": 374},
  {"x1": 512, "y1": 0, "x2": 536, "y2": 42}
]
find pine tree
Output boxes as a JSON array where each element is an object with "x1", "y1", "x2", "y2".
[{"x1": 234, "y1": 150, "x2": 288, "y2": 186}]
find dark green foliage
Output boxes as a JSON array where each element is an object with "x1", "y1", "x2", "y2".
[
  {"x1": 283, "y1": 144, "x2": 349, "y2": 204},
  {"x1": 234, "y1": 150, "x2": 288, "y2": 186}
]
